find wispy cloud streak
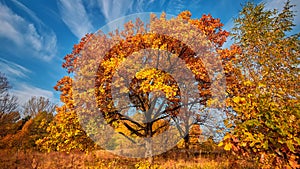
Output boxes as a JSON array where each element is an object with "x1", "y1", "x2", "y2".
[
  {"x1": 0, "y1": 58, "x2": 31, "y2": 80},
  {"x1": 11, "y1": 83, "x2": 56, "y2": 105},
  {"x1": 58, "y1": 0, "x2": 94, "y2": 39},
  {"x1": 11, "y1": 0, "x2": 44, "y2": 27},
  {"x1": 97, "y1": 0, "x2": 134, "y2": 22},
  {"x1": 166, "y1": 0, "x2": 186, "y2": 15},
  {"x1": 0, "y1": 2, "x2": 57, "y2": 61},
  {"x1": 0, "y1": 58, "x2": 57, "y2": 105}
]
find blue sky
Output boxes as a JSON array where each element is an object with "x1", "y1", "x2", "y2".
[{"x1": 0, "y1": 0, "x2": 299, "y2": 105}]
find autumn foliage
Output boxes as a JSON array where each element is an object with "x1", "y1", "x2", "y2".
[
  {"x1": 44, "y1": 10, "x2": 241, "y2": 160},
  {"x1": 220, "y1": 1, "x2": 300, "y2": 168},
  {"x1": 1, "y1": 2, "x2": 298, "y2": 169}
]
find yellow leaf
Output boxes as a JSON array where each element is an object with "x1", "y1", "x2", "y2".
[
  {"x1": 218, "y1": 141, "x2": 224, "y2": 147},
  {"x1": 241, "y1": 142, "x2": 247, "y2": 147},
  {"x1": 258, "y1": 83, "x2": 266, "y2": 88},
  {"x1": 240, "y1": 97, "x2": 246, "y2": 103},
  {"x1": 243, "y1": 80, "x2": 252, "y2": 86},
  {"x1": 224, "y1": 143, "x2": 232, "y2": 151},
  {"x1": 223, "y1": 134, "x2": 231, "y2": 140},
  {"x1": 233, "y1": 97, "x2": 240, "y2": 103}
]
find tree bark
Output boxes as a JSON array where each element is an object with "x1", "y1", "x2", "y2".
[
  {"x1": 145, "y1": 122, "x2": 154, "y2": 164},
  {"x1": 145, "y1": 138, "x2": 153, "y2": 164}
]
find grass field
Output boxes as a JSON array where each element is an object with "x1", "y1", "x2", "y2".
[{"x1": 0, "y1": 149, "x2": 256, "y2": 169}]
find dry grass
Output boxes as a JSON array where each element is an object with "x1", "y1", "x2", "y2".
[{"x1": 0, "y1": 149, "x2": 256, "y2": 169}]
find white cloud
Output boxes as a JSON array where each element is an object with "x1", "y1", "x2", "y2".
[
  {"x1": 58, "y1": 0, "x2": 94, "y2": 39},
  {"x1": 166, "y1": 0, "x2": 186, "y2": 15},
  {"x1": 70, "y1": 0, "x2": 167, "y2": 35},
  {"x1": 97, "y1": 0, "x2": 134, "y2": 22},
  {"x1": 0, "y1": 5, "x2": 23, "y2": 45},
  {"x1": 0, "y1": 59, "x2": 58, "y2": 106},
  {"x1": 11, "y1": 83, "x2": 56, "y2": 105},
  {"x1": 11, "y1": 0, "x2": 44, "y2": 26},
  {"x1": 0, "y1": 58, "x2": 31, "y2": 80},
  {"x1": 0, "y1": 2, "x2": 57, "y2": 61},
  {"x1": 0, "y1": 59, "x2": 56, "y2": 105},
  {"x1": 96, "y1": 0, "x2": 166, "y2": 34}
]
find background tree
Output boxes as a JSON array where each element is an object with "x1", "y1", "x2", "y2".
[
  {"x1": 0, "y1": 72, "x2": 18, "y2": 114},
  {"x1": 36, "y1": 76, "x2": 96, "y2": 153},
  {"x1": 22, "y1": 96, "x2": 56, "y2": 118},
  {"x1": 0, "y1": 77, "x2": 54, "y2": 150},
  {"x1": 221, "y1": 1, "x2": 300, "y2": 168},
  {"x1": 1, "y1": 111, "x2": 54, "y2": 150},
  {"x1": 0, "y1": 111, "x2": 21, "y2": 138},
  {"x1": 0, "y1": 72, "x2": 20, "y2": 139}
]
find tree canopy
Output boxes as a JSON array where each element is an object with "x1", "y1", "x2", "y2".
[
  {"x1": 39, "y1": 11, "x2": 239, "y2": 158},
  {"x1": 220, "y1": 1, "x2": 300, "y2": 168}
]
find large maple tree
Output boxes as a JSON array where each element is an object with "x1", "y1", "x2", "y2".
[{"x1": 39, "y1": 11, "x2": 239, "y2": 159}]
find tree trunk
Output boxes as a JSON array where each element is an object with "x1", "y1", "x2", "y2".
[
  {"x1": 145, "y1": 122, "x2": 154, "y2": 164},
  {"x1": 183, "y1": 133, "x2": 189, "y2": 149},
  {"x1": 183, "y1": 134, "x2": 190, "y2": 159},
  {"x1": 145, "y1": 138, "x2": 153, "y2": 164}
]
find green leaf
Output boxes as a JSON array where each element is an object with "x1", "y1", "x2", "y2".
[
  {"x1": 263, "y1": 141, "x2": 268, "y2": 150},
  {"x1": 286, "y1": 140, "x2": 295, "y2": 152},
  {"x1": 294, "y1": 137, "x2": 300, "y2": 145}
]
